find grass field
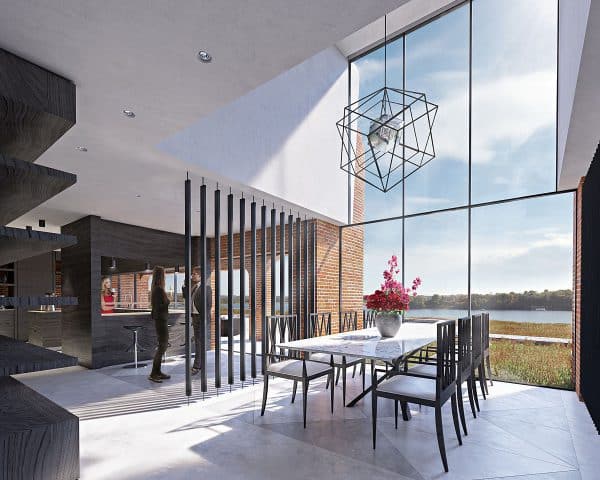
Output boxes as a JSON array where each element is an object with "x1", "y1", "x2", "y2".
[
  {"x1": 490, "y1": 339, "x2": 573, "y2": 389},
  {"x1": 489, "y1": 320, "x2": 571, "y2": 339}
]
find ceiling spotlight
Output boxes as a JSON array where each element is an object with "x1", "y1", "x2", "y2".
[
  {"x1": 136, "y1": 194, "x2": 142, "y2": 198},
  {"x1": 76, "y1": 146, "x2": 88, "y2": 152},
  {"x1": 143, "y1": 262, "x2": 152, "y2": 273},
  {"x1": 197, "y1": 50, "x2": 212, "y2": 63},
  {"x1": 122, "y1": 109, "x2": 136, "y2": 118}
]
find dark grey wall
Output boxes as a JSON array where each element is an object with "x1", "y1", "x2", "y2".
[
  {"x1": 581, "y1": 143, "x2": 600, "y2": 433},
  {"x1": 61, "y1": 215, "x2": 190, "y2": 368}
]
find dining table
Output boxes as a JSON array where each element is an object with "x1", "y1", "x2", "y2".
[{"x1": 277, "y1": 320, "x2": 439, "y2": 416}]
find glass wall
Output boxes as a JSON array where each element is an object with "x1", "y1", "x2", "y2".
[{"x1": 344, "y1": 0, "x2": 572, "y2": 388}]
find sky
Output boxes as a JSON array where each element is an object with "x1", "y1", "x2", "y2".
[{"x1": 353, "y1": 0, "x2": 571, "y2": 296}]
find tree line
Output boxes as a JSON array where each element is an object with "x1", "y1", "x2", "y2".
[{"x1": 404, "y1": 289, "x2": 573, "y2": 311}]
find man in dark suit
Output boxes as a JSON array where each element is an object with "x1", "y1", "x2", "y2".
[{"x1": 190, "y1": 267, "x2": 212, "y2": 375}]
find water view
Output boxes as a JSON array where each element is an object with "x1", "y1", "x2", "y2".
[{"x1": 407, "y1": 308, "x2": 572, "y2": 324}]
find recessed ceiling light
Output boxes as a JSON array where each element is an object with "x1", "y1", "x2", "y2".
[
  {"x1": 76, "y1": 146, "x2": 88, "y2": 152},
  {"x1": 136, "y1": 194, "x2": 141, "y2": 198},
  {"x1": 122, "y1": 109, "x2": 136, "y2": 118},
  {"x1": 197, "y1": 51, "x2": 212, "y2": 63}
]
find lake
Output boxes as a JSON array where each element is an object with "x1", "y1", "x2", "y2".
[{"x1": 407, "y1": 308, "x2": 572, "y2": 324}]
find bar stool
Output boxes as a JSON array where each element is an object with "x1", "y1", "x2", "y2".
[{"x1": 123, "y1": 325, "x2": 147, "y2": 369}]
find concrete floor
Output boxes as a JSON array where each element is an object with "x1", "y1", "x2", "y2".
[{"x1": 15, "y1": 350, "x2": 600, "y2": 480}]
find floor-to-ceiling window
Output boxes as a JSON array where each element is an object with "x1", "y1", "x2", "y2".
[{"x1": 343, "y1": 0, "x2": 573, "y2": 388}]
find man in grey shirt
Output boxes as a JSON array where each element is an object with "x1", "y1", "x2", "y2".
[{"x1": 190, "y1": 267, "x2": 212, "y2": 375}]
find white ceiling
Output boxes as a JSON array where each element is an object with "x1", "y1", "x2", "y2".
[
  {"x1": 0, "y1": 0, "x2": 406, "y2": 235},
  {"x1": 558, "y1": 0, "x2": 600, "y2": 189}
]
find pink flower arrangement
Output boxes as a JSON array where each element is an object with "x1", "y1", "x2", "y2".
[{"x1": 365, "y1": 255, "x2": 421, "y2": 313}]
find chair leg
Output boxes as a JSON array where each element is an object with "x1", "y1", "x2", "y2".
[
  {"x1": 471, "y1": 377, "x2": 481, "y2": 412},
  {"x1": 330, "y1": 371, "x2": 334, "y2": 414},
  {"x1": 466, "y1": 377, "x2": 477, "y2": 418},
  {"x1": 478, "y1": 364, "x2": 487, "y2": 398},
  {"x1": 261, "y1": 375, "x2": 269, "y2": 416},
  {"x1": 394, "y1": 400, "x2": 399, "y2": 429},
  {"x1": 457, "y1": 383, "x2": 468, "y2": 435},
  {"x1": 401, "y1": 401, "x2": 411, "y2": 421},
  {"x1": 451, "y1": 393, "x2": 463, "y2": 446},
  {"x1": 302, "y1": 378, "x2": 309, "y2": 429},
  {"x1": 326, "y1": 374, "x2": 330, "y2": 390},
  {"x1": 372, "y1": 393, "x2": 377, "y2": 449},
  {"x1": 435, "y1": 405, "x2": 449, "y2": 473},
  {"x1": 352, "y1": 364, "x2": 357, "y2": 378},
  {"x1": 291, "y1": 380, "x2": 297, "y2": 404},
  {"x1": 362, "y1": 361, "x2": 366, "y2": 392},
  {"x1": 335, "y1": 367, "x2": 341, "y2": 386},
  {"x1": 485, "y1": 354, "x2": 493, "y2": 386},
  {"x1": 342, "y1": 366, "x2": 347, "y2": 407}
]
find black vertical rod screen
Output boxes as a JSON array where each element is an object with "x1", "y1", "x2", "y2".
[
  {"x1": 184, "y1": 178, "x2": 192, "y2": 397},
  {"x1": 310, "y1": 221, "x2": 316, "y2": 316},
  {"x1": 295, "y1": 217, "x2": 302, "y2": 337},
  {"x1": 250, "y1": 201, "x2": 257, "y2": 378},
  {"x1": 227, "y1": 193, "x2": 234, "y2": 385},
  {"x1": 214, "y1": 188, "x2": 221, "y2": 388},
  {"x1": 261, "y1": 205, "x2": 267, "y2": 374},
  {"x1": 270, "y1": 208, "x2": 276, "y2": 316},
  {"x1": 288, "y1": 214, "x2": 294, "y2": 327},
  {"x1": 239, "y1": 197, "x2": 246, "y2": 382},
  {"x1": 199, "y1": 184, "x2": 208, "y2": 392},
  {"x1": 302, "y1": 220, "x2": 308, "y2": 335},
  {"x1": 279, "y1": 211, "x2": 285, "y2": 317}
]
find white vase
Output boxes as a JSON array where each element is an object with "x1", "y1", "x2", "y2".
[{"x1": 375, "y1": 312, "x2": 402, "y2": 337}]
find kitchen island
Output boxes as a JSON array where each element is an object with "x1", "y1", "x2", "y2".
[{"x1": 97, "y1": 309, "x2": 186, "y2": 368}]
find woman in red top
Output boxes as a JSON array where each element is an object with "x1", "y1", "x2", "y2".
[{"x1": 101, "y1": 277, "x2": 115, "y2": 314}]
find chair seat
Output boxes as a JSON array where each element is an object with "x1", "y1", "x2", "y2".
[
  {"x1": 410, "y1": 363, "x2": 437, "y2": 377},
  {"x1": 310, "y1": 352, "x2": 362, "y2": 366},
  {"x1": 267, "y1": 359, "x2": 331, "y2": 379},
  {"x1": 377, "y1": 374, "x2": 437, "y2": 401}
]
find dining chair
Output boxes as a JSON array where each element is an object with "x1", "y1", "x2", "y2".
[
  {"x1": 363, "y1": 309, "x2": 377, "y2": 328},
  {"x1": 470, "y1": 313, "x2": 486, "y2": 411},
  {"x1": 481, "y1": 312, "x2": 493, "y2": 394},
  {"x1": 309, "y1": 312, "x2": 365, "y2": 406},
  {"x1": 372, "y1": 319, "x2": 462, "y2": 472},
  {"x1": 261, "y1": 314, "x2": 334, "y2": 428},
  {"x1": 409, "y1": 316, "x2": 477, "y2": 434}
]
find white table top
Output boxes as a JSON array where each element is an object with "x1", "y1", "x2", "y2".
[{"x1": 277, "y1": 321, "x2": 438, "y2": 363}]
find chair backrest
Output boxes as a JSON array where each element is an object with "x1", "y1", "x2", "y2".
[
  {"x1": 265, "y1": 315, "x2": 299, "y2": 366},
  {"x1": 339, "y1": 310, "x2": 358, "y2": 333},
  {"x1": 436, "y1": 319, "x2": 457, "y2": 396},
  {"x1": 308, "y1": 312, "x2": 331, "y2": 338},
  {"x1": 457, "y1": 316, "x2": 472, "y2": 381},
  {"x1": 471, "y1": 313, "x2": 483, "y2": 362},
  {"x1": 481, "y1": 312, "x2": 490, "y2": 352},
  {"x1": 363, "y1": 309, "x2": 376, "y2": 329}
]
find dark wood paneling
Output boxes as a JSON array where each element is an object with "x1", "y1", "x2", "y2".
[
  {"x1": 0, "y1": 376, "x2": 79, "y2": 480},
  {"x1": 0, "y1": 226, "x2": 76, "y2": 266},
  {"x1": 0, "y1": 48, "x2": 76, "y2": 163},
  {"x1": 0, "y1": 335, "x2": 77, "y2": 376},
  {"x1": 0, "y1": 154, "x2": 76, "y2": 225},
  {"x1": 581, "y1": 143, "x2": 600, "y2": 432},
  {"x1": 0, "y1": 311, "x2": 15, "y2": 337},
  {"x1": 28, "y1": 311, "x2": 62, "y2": 348}
]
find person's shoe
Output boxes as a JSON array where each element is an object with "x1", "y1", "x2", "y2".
[
  {"x1": 148, "y1": 374, "x2": 163, "y2": 383},
  {"x1": 191, "y1": 367, "x2": 201, "y2": 376},
  {"x1": 158, "y1": 372, "x2": 171, "y2": 380}
]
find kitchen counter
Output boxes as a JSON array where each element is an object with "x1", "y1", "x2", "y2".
[{"x1": 94, "y1": 310, "x2": 187, "y2": 368}]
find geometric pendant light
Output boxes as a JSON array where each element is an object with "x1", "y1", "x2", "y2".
[{"x1": 337, "y1": 16, "x2": 438, "y2": 193}]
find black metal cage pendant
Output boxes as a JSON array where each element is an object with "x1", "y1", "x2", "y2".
[{"x1": 337, "y1": 86, "x2": 438, "y2": 193}]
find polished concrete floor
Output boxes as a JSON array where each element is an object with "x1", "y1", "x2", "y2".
[{"x1": 15, "y1": 351, "x2": 600, "y2": 480}]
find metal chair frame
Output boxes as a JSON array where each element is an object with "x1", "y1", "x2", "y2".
[{"x1": 261, "y1": 315, "x2": 334, "y2": 428}]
